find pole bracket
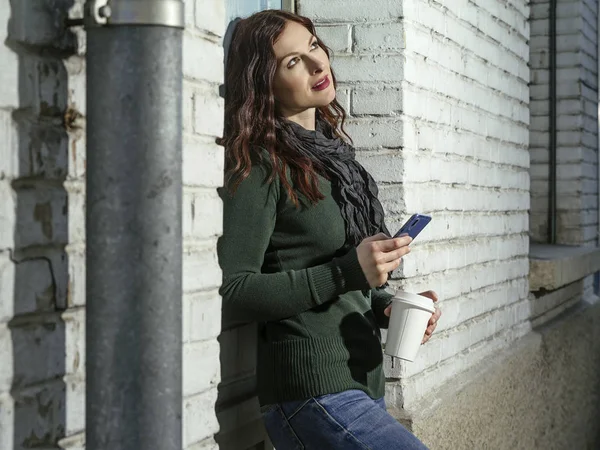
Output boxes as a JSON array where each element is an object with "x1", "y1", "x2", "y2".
[{"x1": 85, "y1": 0, "x2": 184, "y2": 28}]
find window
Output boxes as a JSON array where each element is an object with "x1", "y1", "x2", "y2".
[
  {"x1": 226, "y1": 0, "x2": 294, "y2": 24},
  {"x1": 226, "y1": 0, "x2": 282, "y2": 23}
]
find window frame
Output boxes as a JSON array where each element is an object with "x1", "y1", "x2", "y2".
[{"x1": 282, "y1": 0, "x2": 295, "y2": 12}]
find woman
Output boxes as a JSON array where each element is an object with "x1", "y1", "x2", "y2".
[{"x1": 217, "y1": 9, "x2": 441, "y2": 450}]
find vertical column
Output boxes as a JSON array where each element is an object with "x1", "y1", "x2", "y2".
[{"x1": 85, "y1": 2, "x2": 183, "y2": 449}]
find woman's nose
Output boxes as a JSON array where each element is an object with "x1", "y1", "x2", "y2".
[{"x1": 307, "y1": 56, "x2": 325, "y2": 74}]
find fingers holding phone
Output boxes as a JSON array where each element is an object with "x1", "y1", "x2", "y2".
[
  {"x1": 357, "y1": 214, "x2": 432, "y2": 288},
  {"x1": 357, "y1": 234, "x2": 412, "y2": 288}
]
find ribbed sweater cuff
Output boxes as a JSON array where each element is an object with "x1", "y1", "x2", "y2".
[
  {"x1": 307, "y1": 248, "x2": 369, "y2": 305},
  {"x1": 336, "y1": 248, "x2": 370, "y2": 291},
  {"x1": 373, "y1": 294, "x2": 394, "y2": 329}
]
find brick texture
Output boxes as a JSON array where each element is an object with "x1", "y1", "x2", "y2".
[
  {"x1": 529, "y1": 0, "x2": 598, "y2": 331},
  {"x1": 0, "y1": 0, "x2": 227, "y2": 448},
  {"x1": 300, "y1": 0, "x2": 532, "y2": 408},
  {"x1": 0, "y1": 0, "x2": 77, "y2": 445},
  {"x1": 529, "y1": 0, "x2": 599, "y2": 247},
  {"x1": 181, "y1": 0, "x2": 225, "y2": 447},
  {"x1": 1, "y1": 0, "x2": 597, "y2": 448},
  {"x1": 397, "y1": 0, "x2": 531, "y2": 404}
]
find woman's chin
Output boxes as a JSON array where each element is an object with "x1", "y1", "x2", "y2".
[{"x1": 311, "y1": 91, "x2": 337, "y2": 108}]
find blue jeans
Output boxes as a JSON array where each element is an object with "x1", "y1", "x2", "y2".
[{"x1": 261, "y1": 389, "x2": 429, "y2": 449}]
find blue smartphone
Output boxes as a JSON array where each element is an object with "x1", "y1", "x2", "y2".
[{"x1": 393, "y1": 214, "x2": 432, "y2": 240}]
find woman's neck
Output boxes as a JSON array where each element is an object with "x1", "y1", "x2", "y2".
[{"x1": 282, "y1": 108, "x2": 316, "y2": 131}]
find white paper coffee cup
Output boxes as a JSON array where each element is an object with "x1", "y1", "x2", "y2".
[{"x1": 384, "y1": 291, "x2": 436, "y2": 361}]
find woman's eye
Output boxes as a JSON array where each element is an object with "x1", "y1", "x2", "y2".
[{"x1": 286, "y1": 42, "x2": 318, "y2": 68}]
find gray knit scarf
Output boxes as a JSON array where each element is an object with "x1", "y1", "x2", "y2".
[{"x1": 277, "y1": 119, "x2": 391, "y2": 249}]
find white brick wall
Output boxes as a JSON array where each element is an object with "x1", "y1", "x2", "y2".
[
  {"x1": 1, "y1": 0, "x2": 595, "y2": 448},
  {"x1": 301, "y1": 0, "x2": 531, "y2": 407},
  {"x1": 60, "y1": 1, "x2": 87, "y2": 447},
  {"x1": 0, "y1": 0, "x2": 77, "y2": 446},
  {"x1": 0, "y1": 0, "x2": 226, "y2": 449},
  {"x1": 398, "y1": 0, "x2": 531, "y2": 403},
  {"x1": 530, "y1": 278, "x2": 586, "y2": 328},
  {"x1": 182, "y1": 0, "x2": 225, "y2": 447},
  {"x1": 529, "y1": 0, "x2": 599, "y2": 246}
]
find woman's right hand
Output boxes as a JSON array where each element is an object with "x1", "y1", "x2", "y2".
[{"x1": 356, "y1": 233, "x2": 412, "y2": 287}]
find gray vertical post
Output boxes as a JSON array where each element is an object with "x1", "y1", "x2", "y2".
[
  {"x1": 84, "y1": 1, "x2": 183, "y2": 449},
  {"x1": 548, "y1": 0, "x2": 557, "y2": 244},
  {"x1": 596, "y1": 0, "x2": 600, "y2": 294}
]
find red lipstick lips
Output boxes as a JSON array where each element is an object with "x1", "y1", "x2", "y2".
[{"x1": 312, "y1": 75, "x2": 330, "y2": 91}]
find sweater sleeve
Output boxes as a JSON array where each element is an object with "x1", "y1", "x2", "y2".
[
  {"x1": 218, "y1": 164, "x2": 369, "y2": 325},
  {"x1": 371, "y1": 287, "x2": 394, "y2": 329}
]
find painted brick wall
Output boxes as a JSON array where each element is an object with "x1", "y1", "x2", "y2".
[
  {"x1": 530, "y1": 0, "x2": 599, "y2": 248},
  {"x1": 0, "y1": 0, "x2": 76, "y2": 447},
  {"x1": 299, "y1": 0, "x2": 532, "y2": 411},
  {"x1": 213, "y1": 9, "x2": 272, "y2": 449},
  {"x1": 529, "y1": 0, "x2": 599, "y2": 303},
  {"x1": 62, "y1": 0, "x2": 87, "y2": 447},
  {"x1": 0, "y1": 0, "x2": 226, "y2": 448},
  {"x1": 181, "y1": 0, "x2": 225, "y2": 447}
]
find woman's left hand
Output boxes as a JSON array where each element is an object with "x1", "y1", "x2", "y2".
[
  {"x1": 383, "y1": 290, "x2": 442, "y2": 344},
  {"x1": 418, "y1": 290, "x2": 441, "y2": 344}
]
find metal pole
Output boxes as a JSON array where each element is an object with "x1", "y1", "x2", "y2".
[
  {"x1": 84, "y1": 1, "x2": 183, "y2": 449},
  {"x1": 548, "y1": 0, "x2": 557, "y2": 244},
  {"x1": 596, "y1": 0, "x2": 600, "y2": 294}
]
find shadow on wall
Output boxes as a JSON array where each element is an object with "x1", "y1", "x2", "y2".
[
  {"x1": 215, "y1": 322, "x2": 270, "y2": 450},
  {"x1": 214, "y1": 17, "x2": 273, "y2": 450},
  {"x1": 5, "y1": 0, "x2": 78, "y2": 447}
]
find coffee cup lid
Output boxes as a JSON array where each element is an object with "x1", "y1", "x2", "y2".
[{"x1": 392, "y1": 290, "x2": 436, "y2": 313}]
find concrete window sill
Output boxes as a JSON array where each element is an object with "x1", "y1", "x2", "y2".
[{"x1": 529, "y1": 243, "x2": 600, "y2": 292}]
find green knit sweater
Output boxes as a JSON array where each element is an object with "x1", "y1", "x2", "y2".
[{"x1": 217, "y1": 160, "x2": 394, "y2": 406}]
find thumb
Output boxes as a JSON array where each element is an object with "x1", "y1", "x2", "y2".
[{"x1": 384, "y1": 304, "x2": 392, "y2": 317}]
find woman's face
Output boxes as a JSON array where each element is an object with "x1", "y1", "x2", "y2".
[{"x1": 272, "y1": 21, "x2": 336, "y2": 117}]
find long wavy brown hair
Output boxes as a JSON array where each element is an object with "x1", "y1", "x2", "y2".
[{"x1": 218, "y1": 10, "x2": 350, "y2": 206}]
